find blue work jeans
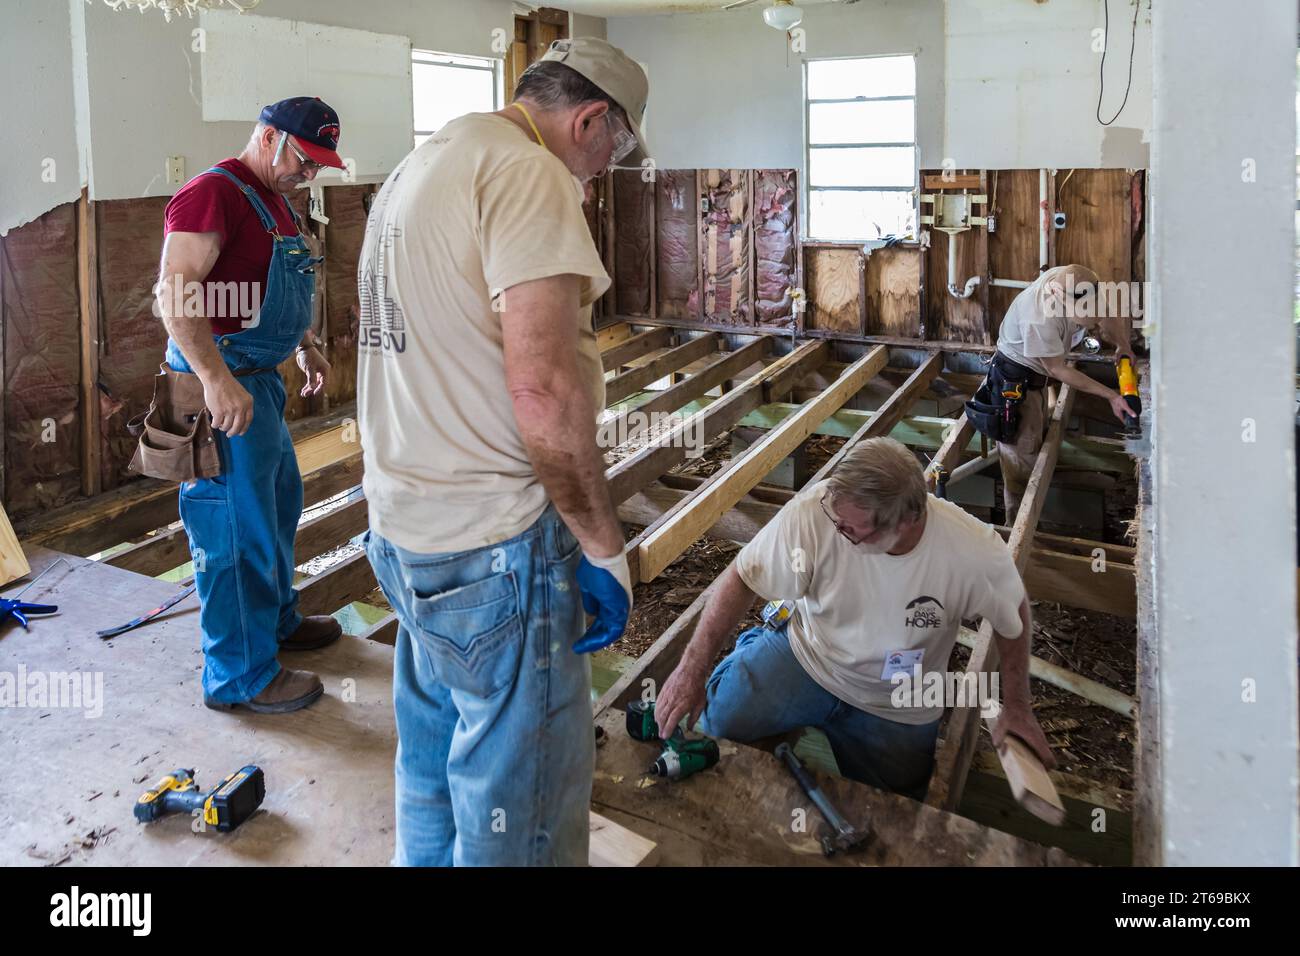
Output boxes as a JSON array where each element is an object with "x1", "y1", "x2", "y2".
[
  {"x1": 364, "y1": 505, "x2": 593, "y2": 866},
  {"x1": 179, "y1": 370, "x2": 303, "y2": 703},
  {"x1": 699, "y1": 626, "x2": 941, "y2": 800}
]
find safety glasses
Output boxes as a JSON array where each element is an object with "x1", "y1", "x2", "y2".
[{"x1": 604, "y1": 111, "x2": 638, "y2": 169}]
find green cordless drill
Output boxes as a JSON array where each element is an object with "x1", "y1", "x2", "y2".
[{"x1": 625, "y1": 700, "x2": 720, "y2": 781}]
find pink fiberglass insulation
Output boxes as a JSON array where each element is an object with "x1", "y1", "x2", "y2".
[
  {"x1": 754, "y1": 169, "x2": 797, "y2": 329},
  {"x1": 699, "y1": 170, "x2": 750, "y2": 325},
  {"x1": 655, "y1": 170, "x2": 698, "y2": 320}
]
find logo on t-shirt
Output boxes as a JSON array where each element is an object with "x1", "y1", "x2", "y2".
[{"x1": 903, "y1": 595, "x2": 945, "y2": 629}]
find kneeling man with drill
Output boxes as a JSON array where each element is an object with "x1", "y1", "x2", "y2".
[{"x1": 653, "y1": 437, "x2": 1054, "y2": 799}]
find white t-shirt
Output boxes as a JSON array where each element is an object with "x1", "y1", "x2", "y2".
[
  {"x1": 735, "y1": 480, "x2": 1027, "y2": 724},
  {"x1": 357, "y1": 113, "x2": 610, "y2": 554},
  {"x1": 996, "y1": 277, "x2": 1089, "y2": 377}
]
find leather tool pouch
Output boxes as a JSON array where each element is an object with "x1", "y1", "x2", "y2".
[{"x1": 127, "y1": 364, "x2": 221, "y2": 482}]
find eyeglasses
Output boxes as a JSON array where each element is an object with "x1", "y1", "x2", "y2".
[
  {"x1": 280, "y1": 133, "x2": 324, "y2": 173},
  {"x1": 820, "y1": 491, "x2": 869, "y2": 546},
  {"x1": 603, "y1": 111, "x2": 638, "y2": 168}
]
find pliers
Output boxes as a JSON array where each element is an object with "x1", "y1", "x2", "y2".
[{"x1": 0, "y1": 596, "x2": 58, "y2": 629}]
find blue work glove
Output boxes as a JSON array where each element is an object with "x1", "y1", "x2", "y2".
[{"x1": 573, "y1": 551, "x2": 633, "y2": 654}]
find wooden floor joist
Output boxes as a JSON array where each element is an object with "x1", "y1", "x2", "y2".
[
  {"x1": 16, "y1": 406, "x2": 361, "y2": 557},
  {"x1": 105, "y1": 456, "x2": 364, "y2": 577},
  {"x1": 605, "y1": 340, "x2": 829, "y2": 506},
  {"x1": 605, "y1": 333, "x2": 718, "y2": 405},
  {"x1": 807, "y1": 351, "x2": 942, "y2": 486},
  {"x1": 602, "y1": 337, "x2": 770, "y2": 444},
  {"x1": 600, "y1": 326, "x2": 673, "y2": 370},
  {"x1": 635, "y1": 346, "x2": 888, "y2": 581},
  {"x1": 925, "y1": 385, "x2": 1077, "y2": 815}
]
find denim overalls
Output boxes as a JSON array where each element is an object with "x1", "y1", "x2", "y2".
[{"x1": 166, "y1": 166, "x2": 320, "y2": 703}]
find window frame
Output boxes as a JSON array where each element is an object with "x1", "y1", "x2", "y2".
[
  {"x1": 411, "y1": 49, "x2": 503, "y2": 146},
  {"x1": 802, "y1": 52, "x2": 919, "y2": 242}
]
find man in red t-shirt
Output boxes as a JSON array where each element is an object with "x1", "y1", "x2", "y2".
[{"x1": 157, "y1": 97, "x2": 345, "y2": 714}]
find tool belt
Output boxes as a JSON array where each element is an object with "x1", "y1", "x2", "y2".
[
  {"x1": 127, "y1": 363, "x2": 254, "y2": 483},
  {"x1": 964, "y1": 352, "x2": 1047, "y2": 444}
]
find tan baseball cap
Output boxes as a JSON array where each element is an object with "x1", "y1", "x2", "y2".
[{"x1": 540, "y1": 37, "x2": 651, "y2": 168}]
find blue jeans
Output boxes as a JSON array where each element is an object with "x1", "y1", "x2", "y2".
[
  {"x1": 699, "y1": 626, "x2": 941, "y2": 800},
  {"x1": 179, "y1": 370, "x2": 303, "y2": 703},
  {"x1": 364, "y1": 505, "x2": 593, "y2": 866}
]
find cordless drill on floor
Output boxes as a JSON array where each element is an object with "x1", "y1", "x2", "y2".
[
  {"x1": 134, "y1": 766, "x2": 265, "y2": 832},
  {"x1": 626, "y1": 700, "x2": 720, "y2": 781}
]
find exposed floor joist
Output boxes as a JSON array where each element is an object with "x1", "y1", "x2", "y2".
[{"x1": 925, "y1": 385, "x2": 1078, "y2": 815}]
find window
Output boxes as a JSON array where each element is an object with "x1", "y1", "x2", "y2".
[
  {"x1": 412, "y1": 51, "x2": 501, "y2": 147},
  {"x1": 805, "y1": 54, "x2": 917, "y2": 241}
]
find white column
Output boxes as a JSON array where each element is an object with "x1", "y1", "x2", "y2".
[{"x1": 1148, "y1": 0, "x2": 1299, "y2": 864}]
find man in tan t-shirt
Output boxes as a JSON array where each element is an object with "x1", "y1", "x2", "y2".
[
  {"x1": 357, "y1": 38, "x2": 651, "y2": 866},
  {"x1": 654, "y1": 438, "x2": 1055, "y2": 800}
]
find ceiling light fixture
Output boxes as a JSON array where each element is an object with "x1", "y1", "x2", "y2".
[
  {"x1": 91, "y1": 0, "x2": 261, "y2": 23},
  {"x1": 762, "y1": 1, "x2": 804, "y2": 32}
]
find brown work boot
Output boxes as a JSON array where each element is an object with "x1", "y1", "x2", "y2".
[
  {"x1": 279, "y1": 615, "x2": 342, "y2": 651},
  {"x1": 205, "y1": 668, "x2": 323, "y2": 714}
]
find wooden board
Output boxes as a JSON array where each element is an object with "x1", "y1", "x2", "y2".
[
  {"x1": 1055, "y1": 169, "x2": 1132, "y2": 284},
  {"x1": 864, "y1": 246, "x2": 922, "y2": 337},
  {"x1": 805, "y1": 246, "x2": 863, "y2": 334},
  {"x1": 987, "y1": 169, "x2": 1042, "y2": 322},
  {"x1": 0, "y1": 503, "x2": 30, "y2": 586},
  {"x1": 635, "y1": 348, "x2": 887, "y2": 581},
  {"x1": 925, "y1": 224, "x2": 987, "y2": 344},
  {"x1": 589, "y1": 811, "x2": 659, "y2": 867},
  {"x1": 590, "y1": 711, "x2": 1080, "y2": 866}
]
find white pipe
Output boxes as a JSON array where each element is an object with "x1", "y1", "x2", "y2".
[
  {"x1": 948, "y1": 448, "x2": 1000, "y2": 487},
  {"x1": 946, "y1": 231, "x2": 981, "y2": 299},
  {"x1": 956, "y1": 630, "x2": 1137, "y2": 719},
  {"x1": 1039, "y1": 168, "x2": 1049, "y2": 271},
  {"x1": 990, "y1": 277, "x2": 1032, "y2": 289}
]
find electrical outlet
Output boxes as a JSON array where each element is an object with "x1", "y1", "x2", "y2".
[{"x1": 166, "y1": 156, "x2": 185, "y2": 186}]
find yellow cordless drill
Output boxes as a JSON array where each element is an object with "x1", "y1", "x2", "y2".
[{"x1": 134, "y1": 766, "x2": 265, "y2": 832}]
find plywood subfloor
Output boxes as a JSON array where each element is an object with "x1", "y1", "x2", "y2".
[
  {"x1": 591, "y1": 709, "x2": 1082, "y2": 866},
  {"x1": 0, "y1": 546, "x2": 397, "y2": 866}
]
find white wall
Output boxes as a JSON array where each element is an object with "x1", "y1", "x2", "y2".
[
  {"x1": 0, "y1": 2, "x2": 81, "y2": 235},
  {"x1": 606, "y1": 0, "x2": 1151, "y2": 172},
  {"x1": 77, "y1": 0, "x2": 516, "y2": 202},
  {"x1": 944, "y1": 0, "x2": 1152, "y2": 168},
  {"x1": 607, "y1": 0, "x2": 947, "y2": 171},
  {"x1": 570, "y1": 12, "x2": 608, "y2": 40}
]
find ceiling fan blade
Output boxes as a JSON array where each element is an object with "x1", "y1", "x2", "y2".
[{"x1": 722, "y1": 0, "x2": 761, "y2": 10}]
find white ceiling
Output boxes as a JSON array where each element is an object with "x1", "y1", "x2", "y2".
[{"x1": 560, "y1": 1, "x2": 841, "y2": 18}]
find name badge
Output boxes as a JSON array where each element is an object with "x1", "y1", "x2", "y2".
[{"x1": 881, "y1": 649, "x2": 924, "y2": 681}]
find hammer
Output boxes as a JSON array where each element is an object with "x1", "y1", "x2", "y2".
[{"x1": 775, "y1": 743, "x2": 870, "y2": 857}]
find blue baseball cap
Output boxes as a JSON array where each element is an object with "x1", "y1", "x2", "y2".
[{"x1": 259, "y1": 96, "x2": 344, "y2": 169}]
